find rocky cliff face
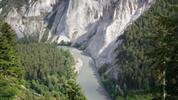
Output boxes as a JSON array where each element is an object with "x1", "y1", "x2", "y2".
[{"x1": 2, "y1": 0, "x2": 155, "y2": 67}]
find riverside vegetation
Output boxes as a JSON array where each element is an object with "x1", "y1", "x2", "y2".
[
  {"x1": 1, "y1": 0, "x2": 178, "y2": 100},
  {"x1": 0, "y1": 21, "x2": 86, "y2": 100},
  {"x1": 99, "y1": 0, "x2": 178, "y2": 100}
]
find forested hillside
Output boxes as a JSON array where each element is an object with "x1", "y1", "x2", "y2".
[
  {"x1": 0, "y1": 20, "x2": 86, "y2": 100},
  {"x1": 1, "y1": 0, "x2": 178, "y2": 100},
  {"x1": 100, "y1": 0, "x2": 178, "y2": 100},
  {"x1": 16, "y1": 43, "x2": 86, "y2": 100},
  {"x1": 0, "y1": 21, "x2": 24, "y2": 99}
]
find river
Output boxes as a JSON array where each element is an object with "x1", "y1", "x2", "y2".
[{"x1": 58, "y1": 46, "x2": 111, "y2": 100}]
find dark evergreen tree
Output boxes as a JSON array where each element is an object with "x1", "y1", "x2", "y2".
[
  {"x1": 149, "y1": 7, "x2": 178, "y2": 99},
  {"x1": 0, "y1": 21, "x2": 24, "y2": 99},
  {"x1": 100, "y1": 0, "x2": 178, "y2": 99},
  {"x1": 16, "y1": 43, "x2": 86, "y2": 100}
]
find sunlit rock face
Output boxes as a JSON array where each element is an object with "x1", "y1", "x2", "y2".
[
  {"x1": 5, "y1": 0, "x2": 58, "y2": 39},
  {"x1": 5, "y1": 0, "x2": 155, "y2": 67}
]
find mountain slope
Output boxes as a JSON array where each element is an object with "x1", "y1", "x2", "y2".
[
  {"x1": 0, "y1": 0, "x2": 155, "y2": 67},
  {"x1": 99, "y1": 0, "x2": 178, "y2": 99}
]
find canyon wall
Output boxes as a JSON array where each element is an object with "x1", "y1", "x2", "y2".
[{"x1": 2, "y1": 0, "x2": 155, "y2": 67}]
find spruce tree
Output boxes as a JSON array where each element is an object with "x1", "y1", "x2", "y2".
[
  {"x1": 149, "y1": 5, "x2": 178, "y2": 99},
  {"x1": 0, "y1": 22, "x2": 24, "y2": 99}
]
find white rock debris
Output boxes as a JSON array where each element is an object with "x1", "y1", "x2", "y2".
[
  {"x1": 5, "y1": 0, "x2": 155, "y2": 67},
  {"x1": 0, "y1": 8, "x2": 2, "y2": 14},
  {"x1": 74, "y1": 58, "x2": 83, "y2": 74}
]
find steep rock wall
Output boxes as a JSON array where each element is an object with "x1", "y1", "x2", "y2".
[{"x1": 3, "y1": 0, "x2": 155, "y2": 67}]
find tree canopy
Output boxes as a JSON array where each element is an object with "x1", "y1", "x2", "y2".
[
  {"x1": 0, "y1": 21, "x2": 24, "y2": 99},
  {"x1": 100, "y1": 0, "x2": 178, "y2": 99}
]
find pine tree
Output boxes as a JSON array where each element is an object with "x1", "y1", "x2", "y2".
[
  {"x1": 0, "y1": 22, "x2": 24, "y2": 99},
  {"x1": 148, "y1": 5, "x2": 178, "y2": 99}
]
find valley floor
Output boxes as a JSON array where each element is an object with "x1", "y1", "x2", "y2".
[{"x1": 58, "y1": 46, "x2": 111, "y2": 100}]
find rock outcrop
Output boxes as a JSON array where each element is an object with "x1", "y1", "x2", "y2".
[{"x1": 3, "y1": 0, "x2": 155, "y2": 67}]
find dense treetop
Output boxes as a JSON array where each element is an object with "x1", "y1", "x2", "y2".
[
  {"x1": 0, "y1": 20, "x2": 86, "y2": 100},
  {"x1": 100, "y1": 0, "x2": 178, "y2": 99},
  {"x1": 0, "y1": 21, "x2": 24, "y2": 99}
]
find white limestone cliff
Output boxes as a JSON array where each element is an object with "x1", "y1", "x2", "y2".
[{"x1": 4, "y1": 0, "x2": 155, "y2": 67}]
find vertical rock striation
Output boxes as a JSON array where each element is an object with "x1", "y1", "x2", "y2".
[{"x1": 4, "y1": 0, "x2": 155, "y2": 67}]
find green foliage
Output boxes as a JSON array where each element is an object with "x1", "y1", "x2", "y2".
[
  {"x1": 63, "y1": 79, "x2": 87, "y2": 100},
  {"x1": 0, "y1": 23, "x2": 24, "y2": 80},
  {"x1": 16, "y1": 43, "x2": 86, "y2": 100},
  {"x1": 0, "y1": 20, "x2": 86, "y2": 100},
  {"x1": 100, "y1": 0, "x2": 178, "y2": 99},
  {"x1": 0, "y1": 79, "x2": 17, "y2": 100},
  {"x1": 116, "y1": 95, "x2": 152, "y2": 100},
  {"x1": 58, "y1": 40, "x2": 72, "y2": 46},
  {"x1": 148, "y1": 6, "x2": 178, "y2": 99},
  {"x1": 17, "y1": 34, "x2": 40, "y2": 43},
  {"x1": 0, "y1": 21, "x2": 24, "y2": 99},
  {"x1": 72, "y1": 43, "x2": 87, "y2": 50},
  {"x1": 41, "y1": 29, "x2": 49, "y2": 42}
]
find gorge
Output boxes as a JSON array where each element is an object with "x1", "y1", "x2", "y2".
[
  {"x1": 3, "y1": 0, "x2": 155, "y2": 68},
  {"x1": 58, "y1": 46, "x2": 111, "y2": 100},
  {"x1": 1, "y1": 0, "x2": 177, "y2": 100}
]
